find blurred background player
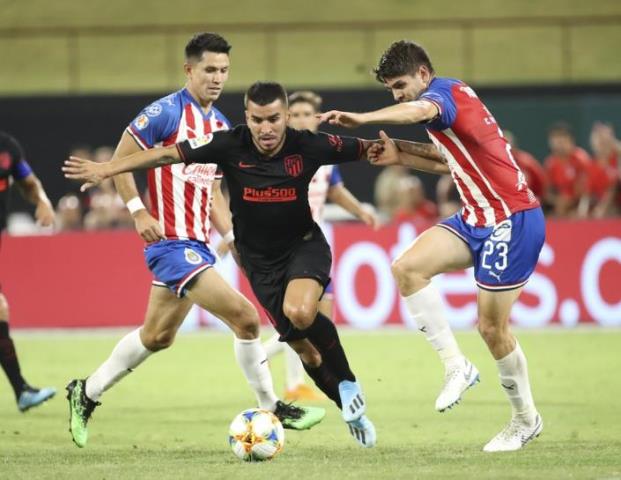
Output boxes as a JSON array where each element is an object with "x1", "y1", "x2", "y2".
[
  {"x1": 65, "y1": 34, "x2": 323, "y2": 448},
  {"x1": 323, "y1": 40, "x2": 545, "y2": 452},
  {"x1": 261, "y1": 90, "x2": 379, "y2": 401},
  {"x1": 544, "y1": 123, "x2": 590, "y2": 217},
  {"x1": 0, "y1": 131, "x2": 56, "y2": 411},
  {"x1": 504, "y1": 131, "x2": 547, "y2": 205}
]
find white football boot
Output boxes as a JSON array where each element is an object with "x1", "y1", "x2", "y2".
[
  {"x1": 435, "y1": 357, "x2": 480, "y2": 412},
  {"x1": 483, "y1": 414, "x2": 543, "y2": 452}
]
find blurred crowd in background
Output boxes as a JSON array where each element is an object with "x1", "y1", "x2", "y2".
[{"x1": 7, "y1": 120, "x2": 621, "y2": 235}]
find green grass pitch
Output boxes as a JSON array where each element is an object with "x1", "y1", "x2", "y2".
[{"x1": 1, "y1": 329, "x2": 620, "y2": 479}]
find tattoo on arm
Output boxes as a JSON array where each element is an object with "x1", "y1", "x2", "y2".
[{"x1": 393, "y1": 140, "x2": 445, "y2": 162}]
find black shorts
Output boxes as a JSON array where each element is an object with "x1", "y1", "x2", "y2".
[{"x1": 238, "y1": 223, "x2": 331, "y2": 342}]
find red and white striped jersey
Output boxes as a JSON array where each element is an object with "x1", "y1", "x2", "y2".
[
  {"x1": 127, "y1": 88, "x2": 230, "y2": 242},
  {"x1": 308, "y1": 164, "x2": 343, "y2": 222},
  {"x1": 419, "y1": 77, "x2": 539, "y2": 227}
]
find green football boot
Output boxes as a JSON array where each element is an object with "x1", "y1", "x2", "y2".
[
  {"x1": 66, "y1": 379, "x2": 100, "y2": 448},
  {"x1": 273, "y1": 400, "x2": 325, "y2": 430}
]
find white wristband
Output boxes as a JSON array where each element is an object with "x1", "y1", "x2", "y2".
[
  {"x1": 126, "y1": 196, "x2": 146, "y2": 215},
  {"x1": 222, "y1": 230, "x2": 235, "y2": 244}
]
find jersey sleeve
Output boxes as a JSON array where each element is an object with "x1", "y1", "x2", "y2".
[
  {"x1": 176, "y1": 131, "x2": 233, "y2": 166},
  {"x1": 417, "y1": 82, "x2": 457, "y2": 129},
  {"x1": 308, "y1": 131, "x2": 363, "y2": 166},
  {"x1": 329, "y1": 165, "x2": 344, "y2": 186},
  {"x1": 127, "y1": 100, "x2": 178, "y2": 150},
  {"x1": 3, "y1": 135, "x2": 33, "y2": 180},
  {"x1": 11, "y1": 159, "x2": 33, "y2": 180}
]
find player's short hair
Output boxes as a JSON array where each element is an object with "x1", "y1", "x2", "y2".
[
  {"x1": 373, "y1": 40, "x2": 434, "y2": 82},
  {"x1": 244, "y1": 82, "x2": 288, "y2": 108},
  {"x1": 548, "y1": 122, "x2": 574, "y2": 138},
  {"x1": 185, "y1": 33, "x2": 231, "y2": 60},
  {"x1": 288, "y1": 91, "x2": 323, "y2": 113}
]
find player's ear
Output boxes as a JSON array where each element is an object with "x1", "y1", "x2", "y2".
[{"x1": 183, "y1": 62, "x2": 193, "y2": 78}]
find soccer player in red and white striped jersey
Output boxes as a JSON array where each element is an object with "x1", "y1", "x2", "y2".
[{"x1": 322, "y1": 40, "x2": 545, "y2": 452}]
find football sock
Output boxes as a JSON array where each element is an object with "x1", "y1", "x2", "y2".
[
  {"x1": 0, "y1": 320, "x2": 27, "y2": 399},
  {"x1": 403, "y1": 284, "x2": 463, "y2": 369},
  {"x1": 233, "y1": 337, "x2": 279, "y2": 411},
  {"x1": 305, "y1": 312, "x2": 355, "y2": 383},
  {"x1": 302, "y1": 361, "x2": 342, "y2": 408},
  {"x1": 263, "y1": 332, "x2": 285, "y2": 359},
  {"x1": 496, "y1": 341, "x2": 538, "y2": 424},
  {"x1": 85, "y1": 328, "x2": 152, "y2": 402},
  {"x1": 284, "y1": 343, "x2": 305, "y2": 390}
]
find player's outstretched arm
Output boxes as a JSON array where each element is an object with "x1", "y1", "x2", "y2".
[
  {"x1": 369, "y1": 131, "x2": 450, "y2": 174},
  {"x1": 320, "y1": 101, "x2": 438, "y2": 128},
  {"x1": 63, "y1": 145, "x2": 181, "y2": 191}
]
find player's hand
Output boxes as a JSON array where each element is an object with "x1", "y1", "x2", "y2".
[
  {"x1": 319, "y1": 110, "x2": 365, "y2": 128},
  {"x1": 133, "y1": 209, "x2": 165, "y2": 243},
  {"x1": 359, "y1": 206, "x2": 380, "y2": 230},
  {"x1": 62, "y1": 156, "x2": 108, "y2": 191},
  {"x1": 35, "y1": 200, "x2": 55, "y2": 227},
  {"x1": 368, "y1": 130, "x2": 400, "y2": 166}
]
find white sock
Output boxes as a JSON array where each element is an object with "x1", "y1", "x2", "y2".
[
  {"x1": 496, "y1": 341, "x2": 538, "y2": 424},
  {"x1": 263, "y1": 333, "x2": 285, "y2": 359},
  {"x1": 403, "y1": 284, "x2": 463, "y2": 369},
  {"x1": 234, "y1": 337, "x2": 279, "y2": 411},
  {"x1": 284, "y1": 344, "x2": 305, "y2": 390},
  {"x1": 85, "y1": 328, "x2": 152, "y2": 402}
]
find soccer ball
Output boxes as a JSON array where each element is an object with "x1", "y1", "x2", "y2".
[{"x1": 228, "y1": 408, "x2": 285, "y2": 462}]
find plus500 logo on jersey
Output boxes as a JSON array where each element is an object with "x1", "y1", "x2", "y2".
[{"x1": 243, "y1": 187, "x2": 297, "y2": 202}]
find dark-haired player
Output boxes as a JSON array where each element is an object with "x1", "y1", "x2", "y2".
[
  {"x1": 65, "y1": 34, "x2": 324, "y2": 449},
  {"x1": 0, "y1": 131, "x2": 56, "y2": 411},
  {"x1": 64, "y1": 82, "x2": 439, "y2": 448},
  {"x1": 262, "y1": 90, "x2": 379, "y2": 402},
  {"x1": 322, "y1": 40, "x2": 545, "y2": 452}
]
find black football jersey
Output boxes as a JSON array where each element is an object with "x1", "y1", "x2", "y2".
[
  {"x1": 177, "y1": 125, "x2": 363, "y2": 255},
  {"x1": 0, "y1": 132, "x2": 33, "y2": 232}
]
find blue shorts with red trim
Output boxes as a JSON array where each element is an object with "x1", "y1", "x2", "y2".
[
  {"x1": 144, "y1": 239, "x2": 216, "y2": 298},
  {"x1": 438, "y1": 207, "x2": 545, "y2": 291}
]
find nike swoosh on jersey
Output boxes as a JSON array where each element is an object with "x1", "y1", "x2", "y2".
[{"x1": 238, "y1": 162, "x2": 255, "y2": 168}]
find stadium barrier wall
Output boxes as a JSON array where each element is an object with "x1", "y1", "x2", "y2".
[{"x1": 1, "y1": 218, "x2": 619, "y2": 330}]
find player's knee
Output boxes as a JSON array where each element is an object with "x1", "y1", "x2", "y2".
[
  {"x1": 0, "y1": 295, "x2": 9, "y2": 321},
  {"x1": 231, "y1": 304, "x2": 260, "y2": 340},
  {"x1": 142, "y1": 328, "x2": 176, "y2": 351},
  {"x1": 477, "y1": 320, "x2": 507, "y2": 346},
  {"x1": 283, "y1": 302, "x2": 316, "y2": 330},
  {"x1": 391, "y1": 257, "x2": 427, "y2": 287}
]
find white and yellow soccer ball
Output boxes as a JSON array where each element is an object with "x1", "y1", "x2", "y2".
[{"x1": 228, "y1": 408, "x2": 285, "y2": 462}]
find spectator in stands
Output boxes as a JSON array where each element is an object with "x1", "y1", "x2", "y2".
[
  {"x1": 392, "y1": 176, "x2": 438, "y2": 223},
  {"x1": 83, "y1": 146, "x2": 134, "y2": 230},
  {"x1": 435, "y1": 174, "x2": 461, "y2": 218},
  {"x1": 374, "y1": 165, "x2": 408, "y2": 220},
  {"x1": 504, "y1": 131, "x2": 547, "y2": 203},
  {"x1": 586, "y1": 122, "x2": 620, "y2": 218},
  {"x1": 56, "y1": 194, "x2": 83, "y2": 231},
  {"x1": 544, "y1": 122, "x2": 590, "y2": 217}
]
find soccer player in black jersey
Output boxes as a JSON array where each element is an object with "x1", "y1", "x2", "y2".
[
  {"x1": 0, "y1": 131, "x2": 56, "y2": 411},
  {"x1": 65, "y1": 82, "x2": 389, "y2": 446}
]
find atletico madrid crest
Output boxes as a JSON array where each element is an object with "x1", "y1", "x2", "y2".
[{"x1": 284, "y1": 155, "x2": 303, "y2": 177}]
